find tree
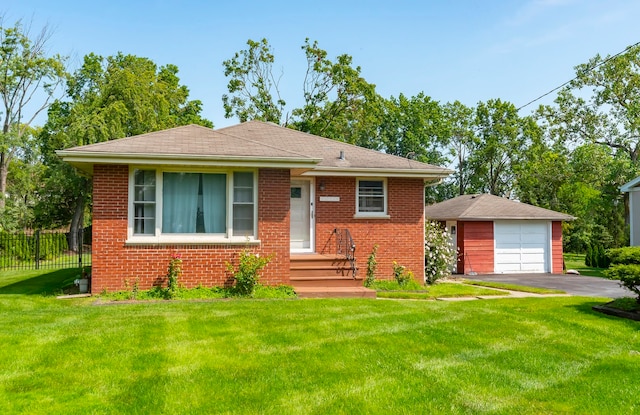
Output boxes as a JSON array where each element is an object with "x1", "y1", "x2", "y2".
[
  {"x1": 222, "y1": 38, "x2": 285, "y2": 123},
  {"x1": 291, "y1": 39, "x2": 382, "y2": 147},
  {"x1": 222, "y1": 38, "x2": 384, "y2": 147},
  {"x1": 378, "y1": 93, "x2": 448, "y2": 164},
  {"x1": 467, "y1": 99, "x2": 525, "y2": 196},
  {"x1": 442, "y1": 101, "x2": 476, "y2": 196},
  {"x1": 547, "y1": 44, "x2": 640, "y2": 163},
  {"x1": 39, "y1": 53, "x2": 212, "y2": 248},
  {"x1": 0, "y1": 18, "x2": 66, "y2": 211}
]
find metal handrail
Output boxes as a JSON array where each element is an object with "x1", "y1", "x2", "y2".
[{"x1": 333, "y1": 228, "x2": 357, "y2": 277}]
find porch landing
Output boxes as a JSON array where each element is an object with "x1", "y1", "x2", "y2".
[{"x1": 290, "y1": 253, "x2": 376, "y2": 299}]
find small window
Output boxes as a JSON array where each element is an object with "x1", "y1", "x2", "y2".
[
  {"x1": 233, "y1": 172, "x2": 254, "y2": 235},
  {"x1": 133, "y1": 170, "x2": 156, "y2": 235},
  {"x1": 356, "y1": 179, "x2": 387, "y2": 216}
]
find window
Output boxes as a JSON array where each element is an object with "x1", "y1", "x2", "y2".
[
  {"x1": 356, "y1": 178, "x2": 388, "y2": 217},
  {"x1": 133, "y1": 170, "x2": 156, "y2": 235},
  {"x1": 129, "y1": 168, "x2": 256, "y2": 242}
]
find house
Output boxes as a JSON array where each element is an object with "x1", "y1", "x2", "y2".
[
  {"x1": 58, "y1": 121, "x2": 452, "y2": 295},
  {"x1": 423, "y1": 194, "x2": 574, "y2": 274},
  {"x1": 621, "y1": 177, "x2": 640, "y2": 246}
]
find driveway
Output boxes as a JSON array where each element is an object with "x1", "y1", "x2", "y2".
[{"x1": 461, "y1": 273, "x2": 631, "y2": 298}]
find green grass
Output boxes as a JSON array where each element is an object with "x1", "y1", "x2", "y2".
[
  {"x1": 564, "y1": 253, "x2": 607, "y2": 278},
  {"x1": 463, "y1": 279, "x2": 566, "y2": 294},
  {"x1": 374, "y1": 281, "x2": 509, "y2": 299},
  {"x1": 1, "y1": 269, "x2": 639, "y2": 414}
]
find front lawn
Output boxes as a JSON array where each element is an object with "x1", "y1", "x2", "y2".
[
  {"x1": 564, "y1": 253, "x2": 607, "y2": 278},
  {"x1": 463, "y1": 279, "x2": 566, "y2": 294},
  {"x1": 1, "y1": 269, "x2": 639, "y2": 414},
  {"x1": 372, "y1": 279, "x2": 509, "y2": 299}
]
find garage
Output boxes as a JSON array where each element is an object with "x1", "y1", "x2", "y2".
[
  {"x1": 494, "y1": 220, "x2": 549, "y2": 273},
  {"x1": 424, "y1": 194, "x2": 574, "y2": 275}
]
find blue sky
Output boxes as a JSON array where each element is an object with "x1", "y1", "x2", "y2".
[{"x1": 6, "y1": 0, "x2": 640, "y2": 128}]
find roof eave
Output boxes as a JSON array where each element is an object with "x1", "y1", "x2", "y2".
[
  {"x1": 300, "y1": 166, "x2": 453, "y2": 180},
  {"x1": 429, "y1": 216, "x2": 576, "y2": 221},
  {"x1": 57, "y1": 151, "x2": 321, "y2": 176}
]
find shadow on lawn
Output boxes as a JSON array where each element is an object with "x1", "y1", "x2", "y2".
[
  {"x1": 0, "y1": 268, "x2": 78, "y2": 296},
  {"x1": 566, "y1": 301, "x2": 640, "y2": 327}
]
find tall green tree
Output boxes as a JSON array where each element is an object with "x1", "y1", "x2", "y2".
[
  {"x1": 467, "y1": 99, "x2": 525, "y2": 196},
  {"x1": 222, "y1": 38, "x2": 285, "y2": 123},
  {"x1": 222, "y1": 38, "x2": 383, "y2": 147},
  {"x1": 291, "y1": 39, "x2": 382, "y2": 147},
  {"x1": 442, "y1": 101, "x2": 475, "y2": 196},
  {"x1": 39, "y1": 53, "x2": 212, "y2": 246},
  {"x1": 0, "y1": 18, "x2": 66, "y2": 212},
  {"x1": 543, "y1": 43, "x2": 640, "y2": 163},
  {"x1": 378, "y1": 93, "x2": 448, "y2": 164}
]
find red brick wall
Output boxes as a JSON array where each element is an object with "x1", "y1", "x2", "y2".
[
  {"x1": 315, "y1": 177, "x2": 425, "y2": 282},
  {"x1": 551, "y1": 221, "x2": 564, "y2": 273},
  {"x1": 91, "y1": 165, "x2": 290, "y2": 293},
  {"x1": 459, "y1": 221, "x2": 494, "y2": 274}
]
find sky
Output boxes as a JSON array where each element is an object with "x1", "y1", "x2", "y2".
[{"x1": 5, "y1": 0, "x2": 640, "y2": 129}]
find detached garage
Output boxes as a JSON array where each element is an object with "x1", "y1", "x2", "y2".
[{"x1": 424, "y1": 194, "x2": 574, "y2": 275}]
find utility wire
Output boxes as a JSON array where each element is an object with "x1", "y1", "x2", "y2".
[{"x1": 516, "y1": 41, "x2": 640, "y2": 112}]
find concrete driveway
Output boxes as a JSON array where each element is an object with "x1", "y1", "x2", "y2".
[{"x1": 461, "y1": 273, "x2": 631, "y2": 298}]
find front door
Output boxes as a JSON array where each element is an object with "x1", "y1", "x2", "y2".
[
  {"x1": 290, "y1": 179, "x2": 314, "y2": 252},
  {"x1": 446, "y1": 221, "x2": 458, "y2": 273}
]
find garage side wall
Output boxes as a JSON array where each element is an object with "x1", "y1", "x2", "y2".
[
  {"x1": 551, "y1": 221, "x2": 564, "y2": 274},
  {"x1": 459, "y1": 221, "x2": 494, "y2": 274}
]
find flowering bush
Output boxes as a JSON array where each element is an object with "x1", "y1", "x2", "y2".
[
  {"x1": 424, "y1": 220, "x2": 457, "y2": 284},
  {"x1": 226, "y1": 250, "x2": 273, "y2": 296},
  {"x1": 392, "y1": 261, "x2": 414, "y2": 286}
]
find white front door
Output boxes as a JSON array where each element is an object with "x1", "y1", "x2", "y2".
[{"x1": 290, "y1": 179, "x2": 314, "y2": 252}]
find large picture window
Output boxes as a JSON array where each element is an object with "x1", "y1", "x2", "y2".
[
  {"x1": 130, "y1": 168, "x2": 256, "y2": 241},
  {"x1": 356, "y1": 178, "x2": 388, "y2": 217}
]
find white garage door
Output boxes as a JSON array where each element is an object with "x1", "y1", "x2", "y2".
[{"x1": 494, "y1": 221, "x2": 550, "y2": 273}]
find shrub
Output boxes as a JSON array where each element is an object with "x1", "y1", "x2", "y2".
[
  {"x1": 392, "y1": 261, "x2": 413, "y2": 287},
  {"x1": 424, "y1": 220, "x2": 457, "y2": 284},
  {"x1": 166, "y1": 253, "x2": 182, "y2": 299},
  {"x1": 597, "y1": 245, "x2": 607, "y2": 268},
  {"x1": 226, "y1": 250, "x2": 273, "y2": 296},
  {"x1": 585, "y1": 244, "x2": 593, "y2": 267},
  {"x1": 364, "y1": 244, "x2": 379, "y2": 288},
  {"x1": 607, "y1": 247, "x2": 640, "y2": 265},
  {"x1": 605, "y1": 264, "x2": 640, "y2": 303}
]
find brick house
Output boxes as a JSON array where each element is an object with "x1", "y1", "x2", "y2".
[
  {"x1": 58, "y1": 121, "x2": 451, "y2": 296},
  {"x1": 424, "y1": 194, "x2": 574, "y2": 275}
]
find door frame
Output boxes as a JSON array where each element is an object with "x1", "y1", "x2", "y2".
[{"x1": 290, "y1": 177, "x2": 315, "y2": 253}]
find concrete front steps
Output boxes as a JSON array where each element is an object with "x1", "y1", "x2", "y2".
[{"x1": 290, "y1": 254, "x2": 376, "y2": 299}]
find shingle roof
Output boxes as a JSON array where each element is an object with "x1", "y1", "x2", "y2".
[
  {"x1": 424, "y1": 194, "x2": 575, "y2": 221},
  {"x1": 58, "y1": 121, "x2": 452, "y2": 179}
]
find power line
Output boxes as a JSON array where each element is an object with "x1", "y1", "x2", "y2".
[{"x1": 516, "y1": 41, "x2": 640, "y2": 112}]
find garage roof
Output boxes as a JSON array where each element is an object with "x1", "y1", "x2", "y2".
[{"x1": 424, "y1": 194, "x2": 575, "y2": 221}]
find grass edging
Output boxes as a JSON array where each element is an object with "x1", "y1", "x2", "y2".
[
  {"x1": 462, "y1": 279, "x2": 566, "y2": 294},
  {"x1": 592, "y1": 302, "x2": 640, "y2": 321}
]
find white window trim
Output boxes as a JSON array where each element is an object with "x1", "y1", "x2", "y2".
[
  {"x1": 127, "y1": 166, "x2": 259, "y2": 245},
  {"x1": 354, "y1": 177, "x2": 390, "y2": 219}
]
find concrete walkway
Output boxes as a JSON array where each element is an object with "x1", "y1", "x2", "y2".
[
  {"x1": 460, "y1": 273, "x2": 630, "y2": 298},
  {"x1": 436, "y1": 286, "x2": 570, "y2": 301}
]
